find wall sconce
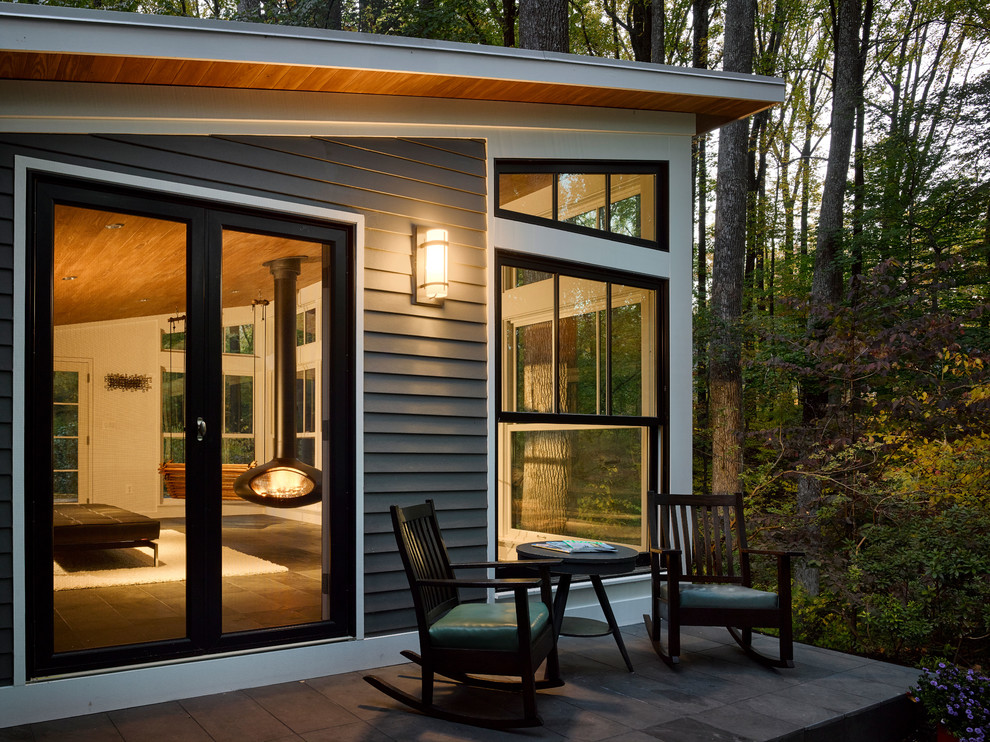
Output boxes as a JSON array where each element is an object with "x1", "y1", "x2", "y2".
[{"x1": 415, "y1": 226, "x2": 448, "y2": 305}]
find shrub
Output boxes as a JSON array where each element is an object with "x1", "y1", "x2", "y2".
[{"x1": 910, "y1": 662, "x2": 989, "y2": 742}]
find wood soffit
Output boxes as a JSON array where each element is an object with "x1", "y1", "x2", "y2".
[{"x1": 0, "y1": 49, "x2": 776, "y2": 134}]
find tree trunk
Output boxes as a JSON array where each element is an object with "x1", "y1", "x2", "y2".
[
  {"x1": 502, "y1": 0, "x2": 518, "y2": 46},
  {"x1": 519, "y1": 0, "x2": 569, "y2": 52},
  {"x1": 651, "y1": 0, "x2": 665, "y2": 63},
  {"x1": 238, "y1": 0, "x2": 262, "y2": 20},
  {"x1": 797, "y1": 0, "x2": 863, "y2": 595},
  {"x1": 323, "y1": 0, "x2": 342, "y2": 29},
  {"x1": 709, "y1": 0, "x2": 754, "y2": 496},
  {"x1": 808, "y1": 0, "x2": 861, "y2": 332},
  {"x1": 693, "y1": 0, "x2": 710, "y2": 310},
  {"x1": 518, "y1": 319, "x2": 571, "y2": 533}
]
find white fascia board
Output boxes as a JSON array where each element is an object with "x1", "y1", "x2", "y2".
[
  {"x1": 0, "y1": 3, "x2": 785, "y2": 106},
  {"x1": 0, "y1": 80, "x2": 697, "y2": 137}
]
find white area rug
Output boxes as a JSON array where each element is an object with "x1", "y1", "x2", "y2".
[{"x1": 53, "y1": 529, "x2": 288, "y2": 590}]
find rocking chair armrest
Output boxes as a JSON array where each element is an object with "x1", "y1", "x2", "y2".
[
  {"x1": 648, "y1": 547, "x2": 682, "y2": 581},
  {"x1": 648, "y1": 547, "x2": 681, "y2": 567},
  {"x1": 742, "y1": 548, "x2": 805, "y2": 558},
  {"x1": 502, "y1": 558, "x2": 563, "y2": 568},
  {"x1": 452, "y1": 559, "x2": 564, "y2": 569},
  {"x1": 416, "y1": 576, "x2": 543, "y2": 590}
]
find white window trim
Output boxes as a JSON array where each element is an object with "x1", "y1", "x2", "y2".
[{"x1": 12, "y1": 155, "x2": 366, "y2": 687}]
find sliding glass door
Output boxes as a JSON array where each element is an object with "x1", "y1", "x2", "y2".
[{"x1": 27, "y1": 175, "x2": 354, "y2": 677}]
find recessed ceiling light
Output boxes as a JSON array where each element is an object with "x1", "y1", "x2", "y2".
[
  {"x1": 105, "y1": 222, "x2": 124, "y2": 230},
  {"x1": 62, "y1": 276, "x2": 78, "y2": 281},
  {"x1": 138, "y1": 298, "x2": 149, "y2": 303}
]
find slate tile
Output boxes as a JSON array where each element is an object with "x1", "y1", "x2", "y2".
[
  {"x1": 180, "y1": 690, "x2": 293, "y2": 741},
  {"x1": 245, "y1": 681, "x2": 362, "y2": 734},
  {"x1": 109, "y1": 702, "x2": 212, "y2": 742}
]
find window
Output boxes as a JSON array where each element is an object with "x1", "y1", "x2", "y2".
[
  {"x1": 161, "y1": 369, "x2": 185, "y2": 466},
  {"x1": 223, "y1": 374, "x2": 254, "y2": 464},
  {"x1": 496, "y1": 161, "x2": 667, "y2": 249},
  {"x1": 224, "y1": 323, "x2": 254, "y2": 354},
  {"x1": 296, "y1": 367, "x2": 317, "y2": 466},
  {"x1": 497, "y1": 253, "x2": 664, "y2": 559},
  {"x1": 297, "y1": 308, "x2": 316, "y2": 346}
]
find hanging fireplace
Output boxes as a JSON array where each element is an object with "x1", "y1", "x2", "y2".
[{"x1": 234, "y1": 256, "x2": 322, "y2": 508}]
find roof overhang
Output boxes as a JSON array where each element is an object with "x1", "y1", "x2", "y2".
[{"x1": 0, "y1": 3, "x2": 784, "y2": 135}]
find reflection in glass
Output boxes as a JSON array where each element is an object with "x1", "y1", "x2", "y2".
[
  {"x1": 225, "y1": 375, "x2": 253, "y2": 434},
  {"x1": 53, "y1": 405, "x2": 79, "y2": 437},
  {"x1": 498, "y1": 260, "x2": 659, "y2": 558},
  {"x1": 509, "y1": 425, "x2": 645, "y2": 547},
  {"x1": 162, "y1": 370, "x2": 185, "y2": 466},
  {"x1": 498, "y1": 172, "x2": 553, "y2": 219},
  {"x1": 224, "y1": 324, "x2": 254, "y2": 354},
  {"x1": 609, "y1": 173, "x2": 655, "y2": 240},
  {"x1": 53, "y1": 371, "x2": 79, "y2": 403},
  {"x1": 611, "y1": 284, "x2": 648, "y2": 416},
  {"x1": 296, "y1": 308, "x2": 316, "y2": 346},
  {"x1": 52, "y1": 204, "x2": 187, "y2": 652},
  {"x1": 558, "y1": 173, "x2": 606, "y2": 229},
  {"x1": 223, "y1": 438, "x2": 255, "y2": 464},
  {"x1": 221, "y1": 229, "x2": 326, "y2": 634},
  {"x1": 498, "y1": 167, "x2": 658, "y2": 244},
  {"x1": 501, "y1": 267, "x2": 555, "y2": 414},
  {"x1": 559, "y1": 276, "x2": 606, "y2": 415}
]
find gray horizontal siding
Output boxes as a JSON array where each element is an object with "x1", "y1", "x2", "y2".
[{"x1": 0, "y1": 134, "x2": 488, "y2": 661}]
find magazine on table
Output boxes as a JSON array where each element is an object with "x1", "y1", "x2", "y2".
[{"x1": 537, "y1": 540, "x2": 617, "y2": 553}]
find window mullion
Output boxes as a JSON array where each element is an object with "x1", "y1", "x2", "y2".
[
  {"x1": 604, "y1": 173, "x2": 611, "y2": 234},
  {"x1": 553, "y1": 273, "x2": 560, "y2": 414},
  {"x1": 605, "y1": 282, "x2": 612, "y2": 415}
]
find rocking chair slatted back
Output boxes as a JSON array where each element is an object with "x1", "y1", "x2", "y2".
[
  {"x1": 654, "y1": 492, "x2": 750, "y2": 585},
  {"x1": 644, "y1": 491, "x2": 800, "y2": 669},
  {"x1": 392, "y1": 501, "x2": 459, "y2": 625}
]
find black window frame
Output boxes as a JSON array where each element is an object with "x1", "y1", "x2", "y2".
[
  {"x1": 495, "y1": 250, "x2": 669, "y2": 555},
  {"x1": 495, "y1": 160, "x2": 670, "y2": 251}
]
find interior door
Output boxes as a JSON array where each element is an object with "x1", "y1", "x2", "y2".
[{"x1": 52, "y1": 359, "x2": 91, "y2": 505}]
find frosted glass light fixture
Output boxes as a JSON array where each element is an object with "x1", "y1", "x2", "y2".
[{"x1": 415, "y1": 226, "x2": 448, "y2": 305}]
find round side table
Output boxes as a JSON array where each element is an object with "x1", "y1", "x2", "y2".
[{"x1": 516, "y1": 542, "x2": 639, "y2": 672}]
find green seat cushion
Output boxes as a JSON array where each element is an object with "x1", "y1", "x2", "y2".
[
  {"x1": 429, "y1": 602, "x2": 550, "y2": 651},
  {"x1": 660, "y1": 582, "x2": 778, "y2": 610}
]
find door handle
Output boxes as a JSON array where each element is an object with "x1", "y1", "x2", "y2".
[{"x1": 196, "y1": 417, "x2": 207, "y2": 441}]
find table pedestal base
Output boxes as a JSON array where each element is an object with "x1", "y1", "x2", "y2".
[{"x1": 553, "y1": 574, "x2": 634, "y2": 672}]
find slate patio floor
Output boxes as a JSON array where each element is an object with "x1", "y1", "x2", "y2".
[{"x1": 0, "y1": 623, "x2": 921, "y2": 742}]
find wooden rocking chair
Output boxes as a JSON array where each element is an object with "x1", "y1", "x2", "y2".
[
  {"x1": 643, "y1": 491, "x2": 802, "y2": 669},
  {"x1": 363, "y1": 500, "x2": 564, "y2": 728}
]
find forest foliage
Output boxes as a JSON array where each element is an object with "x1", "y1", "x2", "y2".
[{"x1": 26, "y1": 0, "x2": 990, "y2": 668}]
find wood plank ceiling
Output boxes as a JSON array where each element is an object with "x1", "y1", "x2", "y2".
[{"x1": 54, "y1": 204, "x2": 324, "y2": 326}]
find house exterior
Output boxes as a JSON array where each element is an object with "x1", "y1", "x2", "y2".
[{"x1": 0, "y1": 3, "x2": 783, "y2": 727}]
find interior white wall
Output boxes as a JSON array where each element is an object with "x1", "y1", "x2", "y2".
[{"x1": 55, "y1": 317, "x2": 162, "y2": 515}]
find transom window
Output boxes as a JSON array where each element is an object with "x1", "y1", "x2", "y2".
[
  {"x1": 497, "y1": 252, "x2": 664, "y2": 559},
  {"x1": 496, "y1": 161, "x2": 667, "y2": 249}
]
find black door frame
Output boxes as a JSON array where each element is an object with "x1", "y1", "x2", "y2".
[{"x1": 26, "y1": 173, "x2": 356, "y2": 678}]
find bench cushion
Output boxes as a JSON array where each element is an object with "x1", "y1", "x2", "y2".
[
  {"x1": 53, "y1": 503, "x2": 160, "y2": 546},
  {"x1": 661, "y1": 582, "x2": 778, "y2": 610},
  {"x1": 429, "y1": 602, "x2": 550, "y2": 651}
]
